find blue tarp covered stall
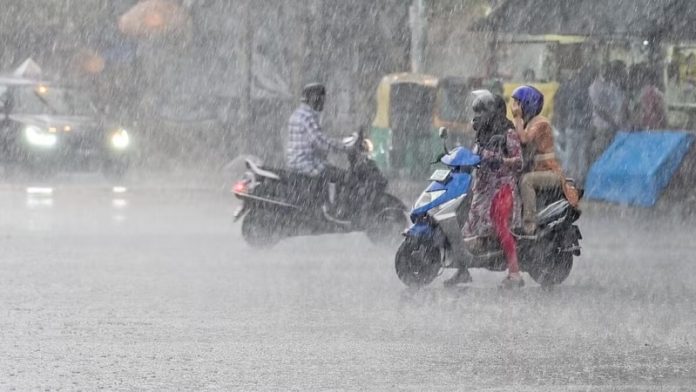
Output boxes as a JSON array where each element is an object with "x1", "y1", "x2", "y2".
[{"x1": 585, "y1": 131, "x2": 695, "y2": 207}]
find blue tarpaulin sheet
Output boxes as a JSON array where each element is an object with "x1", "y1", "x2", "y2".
[{"x1": 585, "y1": 131, "x2": 695, "y2": 207}]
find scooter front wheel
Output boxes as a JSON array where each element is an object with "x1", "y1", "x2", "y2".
[{"x1": 395, "y1": 238, "x2": 441, "y2": 288}]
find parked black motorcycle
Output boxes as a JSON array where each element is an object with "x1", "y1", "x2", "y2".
[{"x1": 232, "y1": 129, "x2": 407, "y2": 248}]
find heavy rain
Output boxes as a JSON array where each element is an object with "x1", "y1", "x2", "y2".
[{"x1": 0, "y1": 0, "x2": 695, "y2": 390}]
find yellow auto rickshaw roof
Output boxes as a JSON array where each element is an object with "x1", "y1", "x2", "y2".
[
  {"x1": 379, "y1": 72, "x2": 439, "y2": 87},
  {"x1": 373, "y1": 73, "x2": 439, "y2": 129}
]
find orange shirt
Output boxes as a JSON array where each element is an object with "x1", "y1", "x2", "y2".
[{"x1": 516, "y1": 115, "x2": 562, "y2": 172}]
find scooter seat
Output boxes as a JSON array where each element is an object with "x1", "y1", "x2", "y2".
[
  {"x1": 245, "y1": 160, "x2": 318, "y2": 184},
  {"x1": 245, "y1": 159, "x2": 280, "y2": 180},
  {"x1": 537, "y1": 199, "x2": 569, "y2": 226}
]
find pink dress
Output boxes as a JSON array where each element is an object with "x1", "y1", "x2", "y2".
[{"x1": 462, "y1": 129, "x2": 523, "y2": 239}]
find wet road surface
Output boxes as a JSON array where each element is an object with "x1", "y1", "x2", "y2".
[{"x1": 0, "y1": 175, "x2": 694, "y2": 390}]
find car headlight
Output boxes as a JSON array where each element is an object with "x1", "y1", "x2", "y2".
[
  {"x1": 414, "y1": 189, "x2": 446, "y2": 209},
  {"x1": 24, "y1": 125, "x2": 57, "y2": 148},
  {"x1": 111, "y1": 128, "x2": 130, "y2": 150}
]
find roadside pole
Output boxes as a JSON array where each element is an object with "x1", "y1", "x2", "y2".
[
  {"x1": 410, "y1": 0, "x2": 427, "y2": 73},
  {"x1": 239, "y1": 0, "x2": 254, "y2": 154}
]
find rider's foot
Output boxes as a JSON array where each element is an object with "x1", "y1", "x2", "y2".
[
  {"x1": 322, "y1": 203, "x2": 350, "y2": 224},
  {"x1": 444, "y1": 268, "x2": 472, "y2": 287},
  {"x1": 322, "y1": 202, "x2": 336, "y2": 216},
  {"x1": 499, "y1": 272, "x2": 525, "y2": 289}
]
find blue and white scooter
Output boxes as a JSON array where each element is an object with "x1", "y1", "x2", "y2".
[{"x1": 395, "y1": 128, "x2": 582, "y2": 288}]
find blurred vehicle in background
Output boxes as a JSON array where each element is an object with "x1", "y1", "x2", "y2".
[
  {"x1": 0, "y1": 76, "x2": 132, "y2": 179},
  {"x1": 370, "y1": 73, "x2": 477, "y2": 178}
]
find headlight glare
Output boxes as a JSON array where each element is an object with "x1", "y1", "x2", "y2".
[
  {"x1": 111, "y1": 129, "x2": 130, "y2": 150},
  {"x1": 24, "y1": 125, "x2": 57, "y2": 148}
]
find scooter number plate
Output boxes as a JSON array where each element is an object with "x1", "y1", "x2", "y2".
[{"x1": 429, "y1": 169, "x2": 451, "y2": 182}]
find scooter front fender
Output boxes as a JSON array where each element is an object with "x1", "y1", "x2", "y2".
[
  {"x1": 404, "y1": 221, "x2": 448, "y2": 249},
  {"x1": 405, "y1": 222, "x2": 433, "y2": 238}
]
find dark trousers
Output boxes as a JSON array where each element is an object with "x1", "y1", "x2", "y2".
[
  {"x1": 316, "y1": 165, "x2": 347, "y2": 188},
  {"x1": 307, "y1": 165, "x2": 348, "y2": 210}
]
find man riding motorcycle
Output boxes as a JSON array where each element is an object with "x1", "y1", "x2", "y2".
[
  {"x1": 234, "y1": 85, "x2": 405, "y2": 247},
  {"x1": 286, "y1": 83, "x2": 350, "y2": 218},
  {"x1": 511, "y1": 85, "x2": 579, "y2": 235}
]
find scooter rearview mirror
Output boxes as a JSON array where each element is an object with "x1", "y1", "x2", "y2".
[
  {"x1": 431, "y1": 152, "x2": 446, "y2": 165},
  {"x1": 438, "y1": 127, "x2": 450, "y2": 155}
]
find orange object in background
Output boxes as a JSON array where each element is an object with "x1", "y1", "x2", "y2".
[
  {"x1": 118, "y1": 0, "x2": 190, "y2": 38},
  {"x1": 81, "y1": 51, "x2": 106, "y2": 75}
]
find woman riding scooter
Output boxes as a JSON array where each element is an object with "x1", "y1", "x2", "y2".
[
  {"x1": 446, "y1": 91, "x2": 524, "y2": 288},
  {"x1": 511, "y1": 86, "x2": 579, "y2": 235}
]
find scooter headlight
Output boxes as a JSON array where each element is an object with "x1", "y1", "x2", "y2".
[{"x1": 414, "y1": 190, "x2": 446, "y2": 209}]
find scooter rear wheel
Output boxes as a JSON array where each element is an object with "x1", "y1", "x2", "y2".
[
  {"x1": 366, "y1": 209, "x2": 408, "y2": 247},
  {"x1": 241, "y1": 210, "x2": 282, "y2": 249},
  {"x1": 527, "y1": 251, "x2": 573, "y2": 287},
  {"x1": 395, "y1": 239, "x2": 441, "y2": 288}
]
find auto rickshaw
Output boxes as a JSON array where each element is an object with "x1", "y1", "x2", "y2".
[{"x1": 370, "y1": 73, "x2": 475, "y2": 177}]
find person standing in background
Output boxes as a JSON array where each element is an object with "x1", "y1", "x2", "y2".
[
  {"x1": 628, "y1": 64, "x2": 668, "y2": 130},
  {"x1": 588, "y1": 61, "x2": 627, "y2": 164},
  {"x1": 554, "y1": 66, "x2": 596, "y2": 186}
]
